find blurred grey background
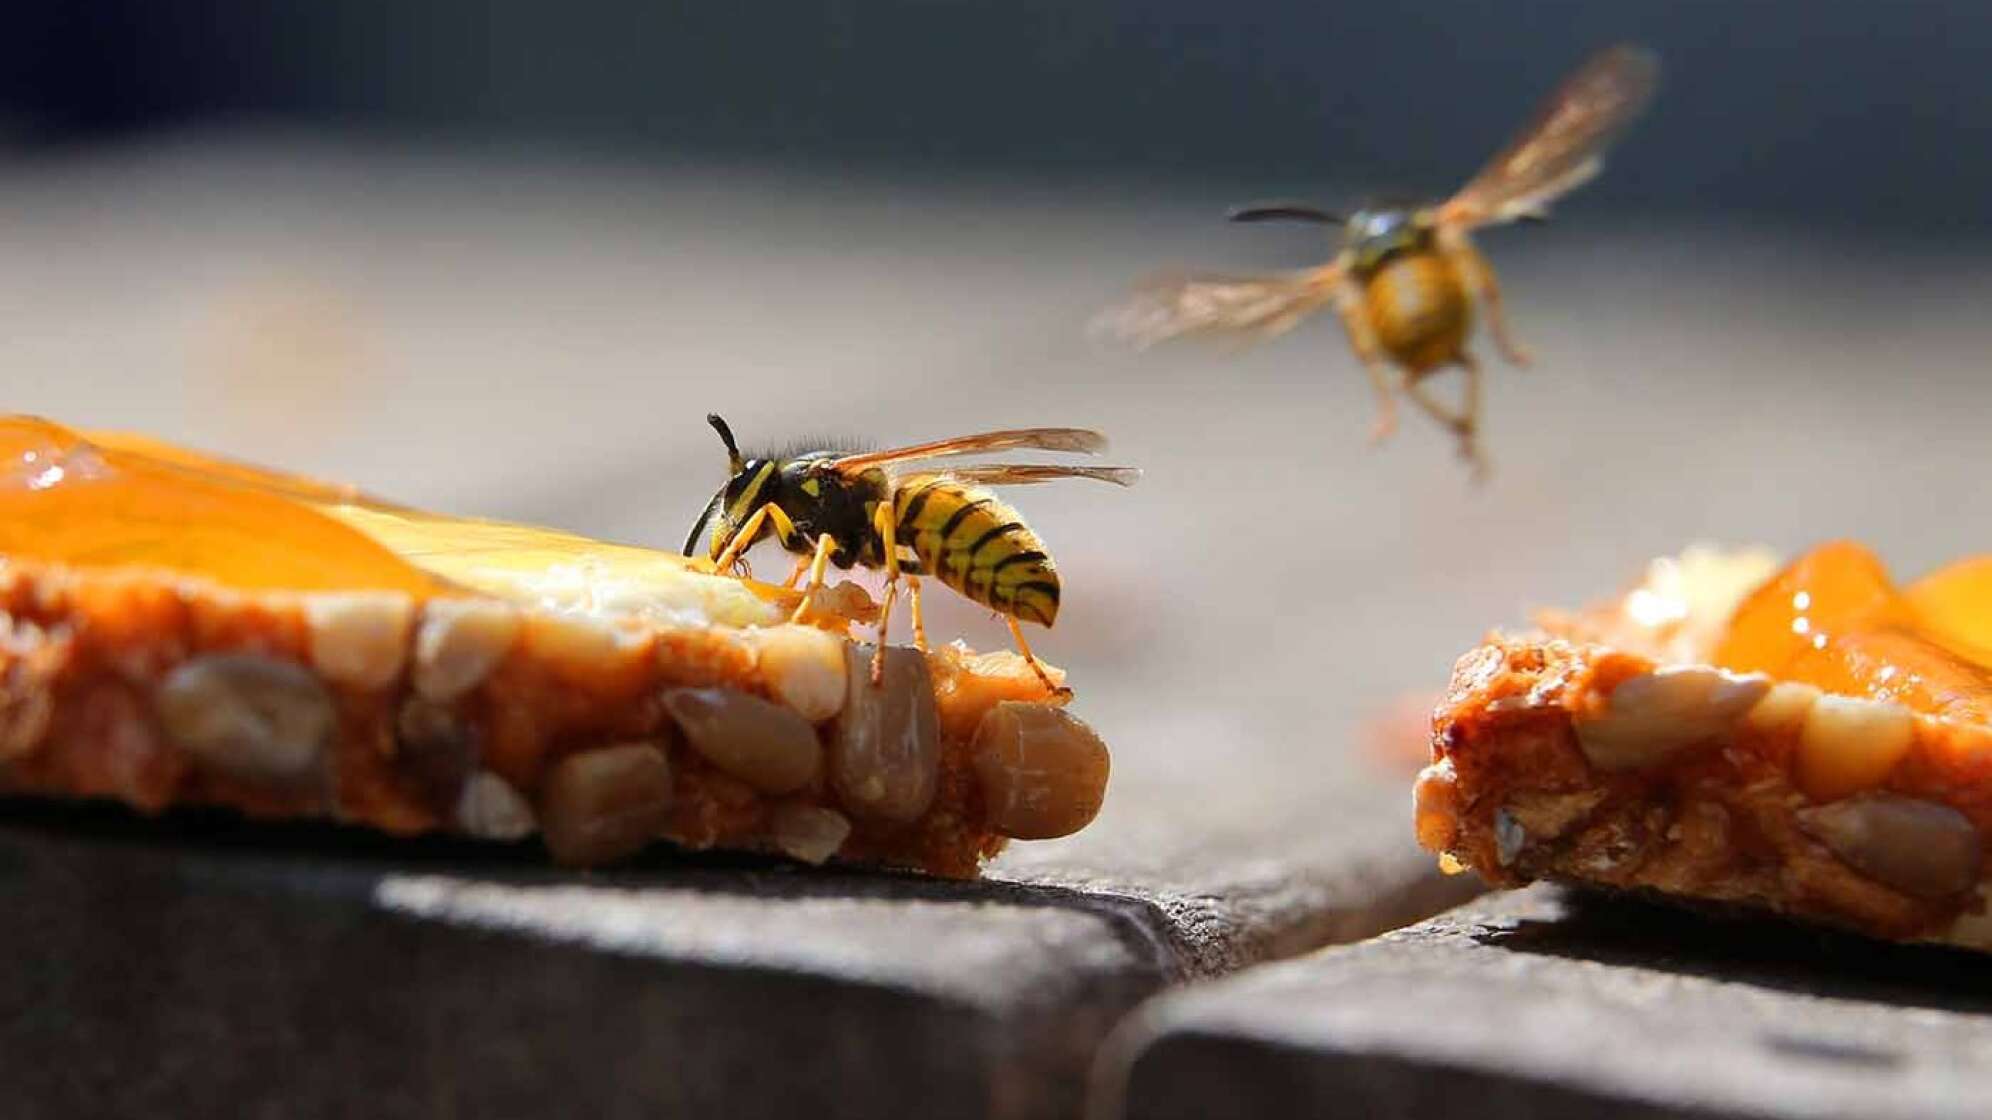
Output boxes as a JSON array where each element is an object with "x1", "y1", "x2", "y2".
[
  {"x1": 9, "y1": 1, "x2": 1992, "y2": 237},
  {"x1": 4, "y1": 2, "x2": 1991, "y2": 871}
]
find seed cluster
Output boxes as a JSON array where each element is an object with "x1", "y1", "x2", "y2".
[
  {"x1": 0, "y1": 562, "x2": 1112, "y2": 875},
  {"x1": 1421, "y1": 637, "x2": 1992, "y2": 947}
]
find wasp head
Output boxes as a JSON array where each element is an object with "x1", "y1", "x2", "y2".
[{"x1": 684, "y1": 413, "x2": 783, "y2": 562}]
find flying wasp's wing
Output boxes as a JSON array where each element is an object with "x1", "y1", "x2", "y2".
[
  {"x1": 1437, "y1": 44, "x2": 1659, "y2": 230},
  {"x1": 1090, "y1": 265, "x2": 1343, "y2": 350},
  {"x1": 933, "y1": 464, "x2": 1141, "y2": 487},
  {"x1": 827, "y1": 428, "x2": 1108, "y2": 474}
]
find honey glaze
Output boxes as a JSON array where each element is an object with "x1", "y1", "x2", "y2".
[
  {"x1": 0, "y1": 417, "x2": 802, "y2": 627},
  {"x1": 1712, "y1": 540, "x2": 1992, "y2": 726},
  {"x1": 0, "y1": 416, "x2": 439, "y2": 593}
]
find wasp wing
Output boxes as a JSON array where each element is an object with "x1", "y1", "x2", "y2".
[
  {"x1": 1090, "y1": 266, "x2": 1342, "y2": 350},
  {"x1": 1438, "y1": 44, "x2": 1658, "y2": 230},
  {"x1": 932, "y1": 464, "x2": 1141, "y2": 487},
  {"x1": 828, "y1": 428, "x2": 1108, "y2": 473}
]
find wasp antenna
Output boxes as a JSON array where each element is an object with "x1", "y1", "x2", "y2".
[
  {"x1": 707, "y1": 413, "x2": 744, "y2": 472},
  {"x1": 1227, "y1": 202, "x2": 1345, "y2": 225}
]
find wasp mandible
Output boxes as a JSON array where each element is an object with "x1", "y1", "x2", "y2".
[
  {"x1": 1096, "y1": 44, "x2": 1659, "y2": 476},
  {"x1": 684, "y1": 416, "x2": 1139, "y2": 695}
]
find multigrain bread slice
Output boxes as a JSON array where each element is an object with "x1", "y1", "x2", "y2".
[
  {"x1": 0, "y1": 416, "x2": 1111, "y2": 875},
  {"x1": 1415, "y1": 548, "x2": 1992, "y2": 947}
]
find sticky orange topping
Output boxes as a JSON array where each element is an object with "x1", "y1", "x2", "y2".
[
  {"x1": 0, "y1": 416, "x2": 442, "y2": 594},
  {"x1": 0, "y1": 415, "x2": 814, "y2": 628},
  {"x1": 1904, "y1": 556, "x2": 1992, "y2": 666},
  {"x1": 1713, "y1": 540, "x2": 1992, "y2": 725}
]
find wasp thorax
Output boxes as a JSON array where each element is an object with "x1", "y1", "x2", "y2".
[{"x1": 1345, "y1": 207, "x2": 1429, "y2": 271}]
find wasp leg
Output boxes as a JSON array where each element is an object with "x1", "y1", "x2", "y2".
[
  {"x1": 908, "y1": 575, "x2": 930, "y2": 651},
  {"x1": 711, "y1": 502, "x2": 802, "y2": 576},
  {"x1": 780, "y1": 552, "x2": 812, "y2": 590},
  {"x1": 868, "y1": 503, "x2": 904, "y2": 686},
  {"x1": 1441, "y1": 230, "x2": 1531, "y2": 368},
  {"x1": 1006, "y1": 617, "x2": 1070, "y2": 699},
  {"x1": 1404, "y1": 356, "x2": 1490, "y2": 480},
  {"x1": 891, "y1": 546, "x2": 931, "y2": 651},
  {"x1": 1332, "y1": 279, "x2": 1401, "y2": 444},
  {"x1": 787, "y1": 533, "x2": 841, "y2": 624}
]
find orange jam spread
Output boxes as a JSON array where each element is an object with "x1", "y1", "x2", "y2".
[
  {"x1": 1713, "y1": 541, "x2": 1992, "y2": 726},
  {"x1": 0, "y1": 415, "x2": 441, "y2": 594},
  {"x1": 0, "y1": 415, "x2": 795, "y2": 627}
]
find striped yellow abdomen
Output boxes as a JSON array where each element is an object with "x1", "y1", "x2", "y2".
[
  {"x1": 894, "y1": 476, "x2": 1059, "y2": 626},
  {"x1": 1365, "y1": 252, "x2": 1470, "y2": 373}
]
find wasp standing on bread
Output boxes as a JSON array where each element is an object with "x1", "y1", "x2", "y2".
[
  {"x1": 1094, "y1": 44, "x2": 1659, "y2": 477},
  {"x1": 683, "y1": 415, "x2": 1139, "y2": 695}
]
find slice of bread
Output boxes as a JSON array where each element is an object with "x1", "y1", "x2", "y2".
[
  {"x1": 0, "y1": 417, "x2": 1110, "y2": 875},
  {"x1": 1417, "y1": 549, "x2": 1992, "y2": 947}
]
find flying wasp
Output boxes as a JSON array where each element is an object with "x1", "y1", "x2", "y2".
[
  {"x1": 1095, "y1": 44, "x2": 1659, "y2": 476},
  {"x1": 683, "y1": 415, "x2": 1139, "y2": 694}
]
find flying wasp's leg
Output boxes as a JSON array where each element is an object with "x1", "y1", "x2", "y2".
[
  {"x1": 1403, "y1": 357, "x2": 1490, "y2": 480},
  {"x1": 1458, "y1": 353, "x2": 1490, "y2": 481},
  {"x1": 1441, "y1": 230, "x2": 1531, "y2": 367},
  {"x1": 868, "y1": 503, "x2": 903, "y2": 686},
  {"x1": 787, "y1": 533, "x2": 840, "y2": 624},
  {"x1": 1332, "y1": 279, "x2": 1400, "y2": 444},
  {"x1": 711, "y1": 502, "x2": 802, "y2": 576},
  {"x1": 1006, "y1": 617, "x2": 1070, "y2": 699}
]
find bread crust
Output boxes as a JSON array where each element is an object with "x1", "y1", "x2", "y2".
[
  {"x1": 1418, "y1": 635, "x2": 1992, "y2": 946},
  {"x1": 0, "y1": 559, "x2": 1078, "y2": 876}
]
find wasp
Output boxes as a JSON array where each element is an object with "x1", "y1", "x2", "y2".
[
  {"x1": 1096, "y1": 44, "x2": 1659, "y2": 476},
  {"x1": 683, "y1": 415, "x2": 1139, "y2": 694}
]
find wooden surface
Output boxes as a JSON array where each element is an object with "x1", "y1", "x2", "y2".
[{"x1": 1108, "y1": 886, "x2": 1992, "y2": 1120}]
